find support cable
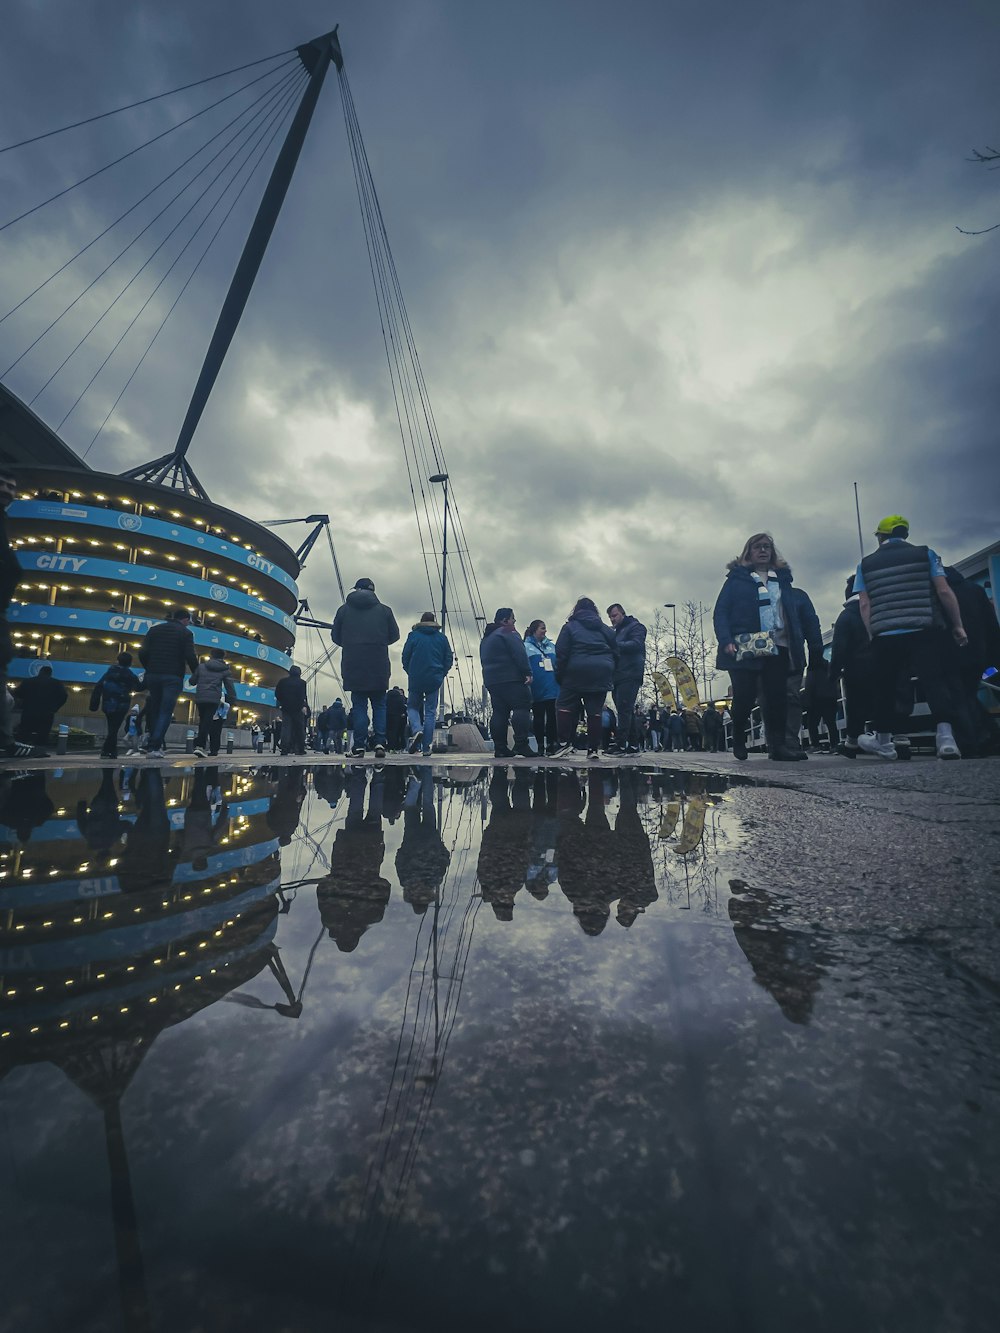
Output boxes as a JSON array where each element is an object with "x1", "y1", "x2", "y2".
[
  {"x1": 56, "y1": 74, "x2": 306, "y2": 431},
  {"x1": 0, "y1": 63, "x2": 302, "y2": 330},
  {"x1": 0, "y1": 48, "x2": 296, "y2": 155},
  {"x1": 80, "y1": 73, "x2": 306, "y2": 457},
  {"x1": 0, "y1": 57, "x2": 300, "y2": 235},
  {"x1": 12, "y1": 67, "x2": 304, "y2": 394}
]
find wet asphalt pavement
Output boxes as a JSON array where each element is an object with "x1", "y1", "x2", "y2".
[{"x1": 0, "y1": 753, "x2": 997, "y2": 1333}]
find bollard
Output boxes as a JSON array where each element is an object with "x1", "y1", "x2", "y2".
[
  {"x1": 226, "y1": 731, "x2": 234, "y2": 754},
  {"x1": 56, "y1": 723, "x2": 69, "y2": 756},
  {"x1": 185, "y1": 728, "x2": 195, "y2": 754}
]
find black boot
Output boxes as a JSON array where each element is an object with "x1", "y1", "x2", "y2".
[{"x1": 732, "y1": 738, "x2": 748, "y2": 760}]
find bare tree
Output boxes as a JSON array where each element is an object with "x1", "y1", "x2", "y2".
[{"x1": 957, "y1": 146, "x2": 1000, "y2": 236}]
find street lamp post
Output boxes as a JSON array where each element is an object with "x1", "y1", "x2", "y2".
[
  {"x1": 663, "y1": 603, "x2": 677, "y2": 657},
  {"x1": 429, "y1": 472, "x2": 449, "y2": 634},
  {"x1": 430, "y1": 472, "x2": 449, "y2": 730}
]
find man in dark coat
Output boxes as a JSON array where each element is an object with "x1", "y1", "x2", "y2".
[
  {"x1": 14, "y1": 666, "x2": 68, "y2": 746},
  {"x1": 943, "y1": 566, "x2": 1000, "y2": 756},
  {"x1": 479, "y1": 608, "x2": 533, "y2": 759},
  {"x1": 274, "y1": 664, "x2": 309, "y2": 755},
  {"x1": 138, "y1": 607, "x2": 198, "y2": 756},
  {"x1": 0, "y1": 468, "x2": 49, "y2": 757},
  {"x1": 385, "y1": 686, "x2": 409, "y2": 751},
  {"x1": 331, "y1": 577, "x2": 400, "y2": 758},
  {"x1": 607, "y1": 603, "x2": 647, "y2": 754},
  {"x1": 552, "y1": 598, "x2": 619, "y2": 758}
]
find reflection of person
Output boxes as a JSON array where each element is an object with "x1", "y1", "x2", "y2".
[
  {"x1": 525, "y1": 768, "x2": 559, "y2": 900},
  {"x1": 117, "y1": 768, "x2": 175, "y2": 893},
  {"x1": 0, "y1": 771, "x2": 55, "y2": 843},
  {"x1": 728, "y1": 879, "x2": 827, "y2": 1025},
  {"x1": 556, "y1": 771, "x2": 616, "y2": 935},
  {"x1": 76, "y1": 769, "x2": 131, "y2": 863},
  {"x1": 477, "y1": 768, "x2": 533, "y2": 919},
  {"x1": 266, "y1": 768, "x2": 307, "y2": 846},
  {"x1": 182, "y1": 769, "x2": 229, "y2": 871},
  {"x1": 613, "y1": 771, "x2": 658, "y2": 928},
  {"x1": 395, "y1": 767, "x2": 451, "y2": 914},
  {"x1": 318, "y1": 768, "x2": 391, "y2": 951}
]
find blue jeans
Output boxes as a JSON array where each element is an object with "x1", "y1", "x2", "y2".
[
  {"x1": 407, "y1": 686, "x2": 439, "y2": 750},
  {"x1": 144, "y1": 673, "x2": 184, "y2": 749},
  {"x1": 351, "y1": 690, "x2": 387, "y2": 750}
]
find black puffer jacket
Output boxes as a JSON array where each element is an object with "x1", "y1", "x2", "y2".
[
  {"x1": 829, "y1": 599, "x2": 872, "y2": 679},
  {"x1": 480, "y1": 624, "x2": 530, "y2": 686},
  {"x1": 554, "y1": 610, "x2": 618, "y2": 692},
  {"x1": 139, "y1": 619, "x2": 198, "y2": 676},
  {"x1": 331, "y1": 589, "x2": 400, "y2": 692},
  {"x1": 613, "y1": 615, "x2": 646, "y2": 683}
]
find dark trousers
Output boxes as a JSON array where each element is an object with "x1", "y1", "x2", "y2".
[
  {"x1": 488, "y1": 681, "x2": 532, "y2": 754},
  {"x1": 556, "y1": 688, "x2": 605, "y2": 750},
  {"x1": 102, "y1": 708, "x2": 128, "y2": 757},
  {"x1": 144, "y1": 673, "x2": 184, "y2": 749},
  {"x1": 280, "y1": 707, "x2": 306, "y2": 754},
  {"x1": 842, "y1": 670, "x2": 874, "y2": 739},
  {"x1": 16, "y1": 710, "x2": 56, "y2": 746},
  {"x1": 532, "y1": 700, "x2": 558, "y2": 752},
  {"x1": 871, "y1": 630, "x2": 952, "y2": 733},
  {"x1": 807, "y1": 702, "x2": 840, "y2": 748},
  {"x1": 612, "y1": 677, "x2": 642, "y2": 748},
  {"x1": 730, "y1": 651, "x2": 789, "y2": 750},
  {"x1": 194, "y1": 702, "x2": 217, "y2": 751}
]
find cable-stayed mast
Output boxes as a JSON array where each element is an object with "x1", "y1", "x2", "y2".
[{"x1": 121, "y1": 27, "x2": 343, "y2": 499}]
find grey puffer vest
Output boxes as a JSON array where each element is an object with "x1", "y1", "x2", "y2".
[{"x1": 860, "y1": 541, "x2": 940, "y2": 636}]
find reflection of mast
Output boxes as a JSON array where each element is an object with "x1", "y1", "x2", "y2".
[
  {"x1": 58, "y1": 1043, "x2": 152, "y2": 1333},
  {"x1": 345, "y1": 776, "x2": 486, "y2": 1293}
]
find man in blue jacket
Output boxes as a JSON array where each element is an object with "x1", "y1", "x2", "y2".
[
  {"x1": 608, "y1": 603, "x2": 647, "y2": 754},
  {"x1": 402, "y1": 612, "x2": 454, "y2": 756}
]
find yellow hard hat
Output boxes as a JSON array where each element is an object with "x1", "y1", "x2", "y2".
[{"x1": 875, "y1": 514, "x2": 909, "y2": 536}]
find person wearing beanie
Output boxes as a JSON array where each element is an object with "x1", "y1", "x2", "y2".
[
  {"x1": 401, "y1": 611, "x2": 454, "y2": 757},
  {"x1": 274, "y1": 663, "x2": 309, "y2": 755},
  {"x1": 331, "y1": 577, "x2": 401, "y2": 758},
  {"x1": 854, "y1": 515, "x2": 967, "y2": 760}
]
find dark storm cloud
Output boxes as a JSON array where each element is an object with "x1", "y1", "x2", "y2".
[{"x1": 1, "y1": 0, "x2": 997, "y2": 674}]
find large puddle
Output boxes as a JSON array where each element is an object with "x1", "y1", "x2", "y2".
[{"x1": 1, "y1": 764, "x2": 996, "y2": 1332}]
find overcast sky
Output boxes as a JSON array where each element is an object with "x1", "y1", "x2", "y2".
[{"x1": 1, "y1": 0, "x2": 997, "y2": 699}]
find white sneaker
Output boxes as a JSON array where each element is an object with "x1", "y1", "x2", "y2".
[
  {"x1": 193, "y1": 746, "x2": 207, "y2": 758},
  {"x1": 936, "y1": 737, "x2": 961, "y2": 760},
  {"x1": 147, "y1": 748, "x2": 166, "y2": 759},
  {"x1": 857, "y1": 734, "x2": 897, "y2": 759}
]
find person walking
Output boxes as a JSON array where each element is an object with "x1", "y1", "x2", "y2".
[
  {"x1": 189, "y1": 648, "x2": 238, "y2": 757},
  {"x1": 666, "y1": 708, "x2": 685, "y2": 752},
  {"x1": 713, "y1": 532, "x2": 815, "y2": 762},
  {"x1": 701, "y1": 703, "x2": 725, "y2": 752},
  {"x1": 829, "y1": 575, "x2": 878, "y2": 757},
  {"x1": 89, "y1": 651, "x2": 145, "y2": 758},
  {"x1": 331, "y1": 577, "x2": 400, "y2": 759},
  {"x1": 327, "y1": 698, "x2": 348, "y2": 754},
  {"x1": 647, "y1": 704, "x2": 662, "y2": 752},
  {"x1": 138, "y1": 608, "x2": 199, "y2": 757},
  {"x1": 551, "y1": 597, "x2": 618, "y2": 760},
  {"x1": 607, "y1": 603, "x2": 647, "y2": 754},
  {"x1": 524, "y1": 619, "x2": 559, "y2": 755},
  {"x1": 274, "y1": 664, "x2": 309, "y2": 755},
  {"x1": 480, "y1": 608, "x2": 534, "y2": 759},
  {"x1": 682, "y1": 706, "x2": 703, "y2": 751},
  {"x1": 854, "y1": 515, "x2": 966, "y2": 760},
  {"x1": 386, "y1": 686, "x2": 410, "y2": 751},
  {"x1": 942, "y1": 565, "x2": 1000, "y2": 756},
  {"x1": 13, "y1": 665, "x2": 68, "y2": 747},
  {"x1": 402, "y1": 611, "x2": 453, "y2": 757}
]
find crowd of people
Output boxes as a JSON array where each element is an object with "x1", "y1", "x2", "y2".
[{"x1": 2, "y1": 452, "x2": 997, "y2": 766}]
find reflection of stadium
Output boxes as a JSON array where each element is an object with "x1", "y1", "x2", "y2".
[{"x1": 5, "y1": 458, "x2": 299, "y2": 727}]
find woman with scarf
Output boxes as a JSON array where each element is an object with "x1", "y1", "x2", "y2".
[
  {"x1": 713, "y1": 532, "x2": 810, "y2": 762},
  {"x1": 524, "y1": 618, "x2": 559, "y2": 755}
]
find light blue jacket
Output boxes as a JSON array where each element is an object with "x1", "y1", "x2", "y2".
[{"x1": 525, "y1": 635, "x2": 559, "y2": 702}]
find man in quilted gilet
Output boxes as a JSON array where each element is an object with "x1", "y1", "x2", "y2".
[{"x1": 854, "y1": 514, "x2": 967, "y2": 760}]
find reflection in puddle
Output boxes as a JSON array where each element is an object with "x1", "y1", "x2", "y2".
[{"x1": 0, "y1": 763, "x2": 996, "y2": 1333}]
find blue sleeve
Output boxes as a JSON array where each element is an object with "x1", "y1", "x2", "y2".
[
  {"x1": 927, "y1": 549, "x2": 944, "y2": 578},
  {"x1": 712, "y1": 584, "x2": 732, "y2": 645},
  {"x1": 853, "y1": 562, "x2": 865, "y2": 594}
]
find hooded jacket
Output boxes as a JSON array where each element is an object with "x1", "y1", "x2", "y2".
[
  {"x1": 331, "y1": 588, "x2": 400, "y2": 692},
  {"x1": 480, "y1": 624, "x2": 531, "y2": 687},
  {"x1": 525, "y1": 635, "x2": 559, "y2": 702},
  {"x1": 554, "y1": 609, "x2": 618, "y2": 692},
  {"x1": 90, "y1": 663, "x2": 144, "y2": 715},
  {"x1": 612, "y1": 615, "x2": 647, "y2": 683},
  {"x1": 189, "y1": 656, "x2": 238, "y2": 705},
  {"x1": 829, "y1": 598, "x2": 872, "y2": 679},
  {"x1": 401, "y1": 622, "x2": 454, "y2": 692}
]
